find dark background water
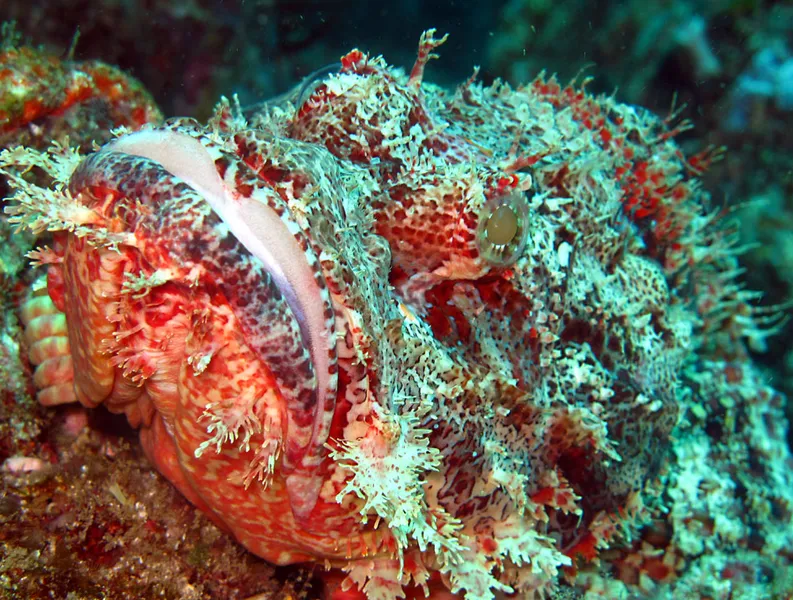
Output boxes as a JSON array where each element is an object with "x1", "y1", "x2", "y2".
[{"x1": 3, "y1": 0, "x2": 741, "y2": 116}]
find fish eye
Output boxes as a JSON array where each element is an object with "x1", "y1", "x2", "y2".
[{"x1": 477, "y1": 189, "x2": 530, "y2": 265}]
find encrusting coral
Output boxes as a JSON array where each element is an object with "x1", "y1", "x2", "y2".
[
  {"x1": 1, "y1": 29, "x2": 791, "y2": 599},
  {"x1": 0, "y1": 23, "x2": 161, "y2": 152}
]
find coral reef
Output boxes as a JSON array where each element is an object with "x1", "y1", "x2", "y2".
[
  {"x1": 0, "y1": 23, "x2": 161, "y2": 152},
  {"x1": 1, "y1": 23, "x2": 791, "y2": 600}
]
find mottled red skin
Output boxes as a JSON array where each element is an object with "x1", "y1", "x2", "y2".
[
  {"x1": 42, "y1": 146, "x2": 391, "y2": 566},
  {"x1": 45, "y1": 237, "x2": 389, "y2": 566},
  {"x1": 292, "y1": 46, "x2": 718, "y2": 278},
  {"x1": 289, "y1": 38, "x2": 696, "y2": 565}
]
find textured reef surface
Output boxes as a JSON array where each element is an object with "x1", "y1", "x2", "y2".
[{"x1": 1, "y1": 26, "x2": 792, "y2": 600}]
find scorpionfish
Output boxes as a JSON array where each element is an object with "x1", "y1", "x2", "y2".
[{"x1": 6, "y1": 30, "x2": 705, "y2": 599}]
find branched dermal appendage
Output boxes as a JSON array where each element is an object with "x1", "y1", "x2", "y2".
[
  {"x1": 3, "y1": 178, "x2": 99, "y2": 236},
  {"x1": 195, "y1": 398, "x2": 261, "y2": 459},
  {"x1": 329, "y1": 407, "x2": 465, "y2": 568},
  {"x1": 195, "y1": 391, "x2": 284, "y2": 490},
  {"x1": 0, "y1": 143, "x2": 129, "y2": 249},
  {"x1": 207, "y1": 94, "x2": 248, "y2": 139},
  {"x1": 26, "y1": 245, "x2": 62, "y2": 266},
  {"x1": 243, "y1": 435, "x2": 282, "y2": 489},
  {"x1": 110, "y1": 333, "x2": 156, "y2": 383},
  {"x1": 121, "y1": 269, "x2": 174, "y2": 298},
  {"x1": 186, "y1": 349, "x2": 216, "y2": 376},
  {"x1": 108, "y1": 124, "x2": 133, "y2": 140},
  {"x1": 194, "y1": 389, "x2": 280, "y2": 461},
  {"x1": 409, "y1": 29, "x2": 449, "y2": 88},
  {"x1": 0, "y1": 141, "x2": 82, "y2": 183}
]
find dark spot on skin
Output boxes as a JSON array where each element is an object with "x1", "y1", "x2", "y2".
[{"x1": 215, "y1": 157, "x2": 229, "y2": 179}]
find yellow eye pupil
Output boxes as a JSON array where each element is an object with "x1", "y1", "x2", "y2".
[
  {"x1": 485, "y1": 205, "x2": 519, "y2": 246},
  {"x1": 477, "y1": 189, "x2": 530, "y2": 266}
]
